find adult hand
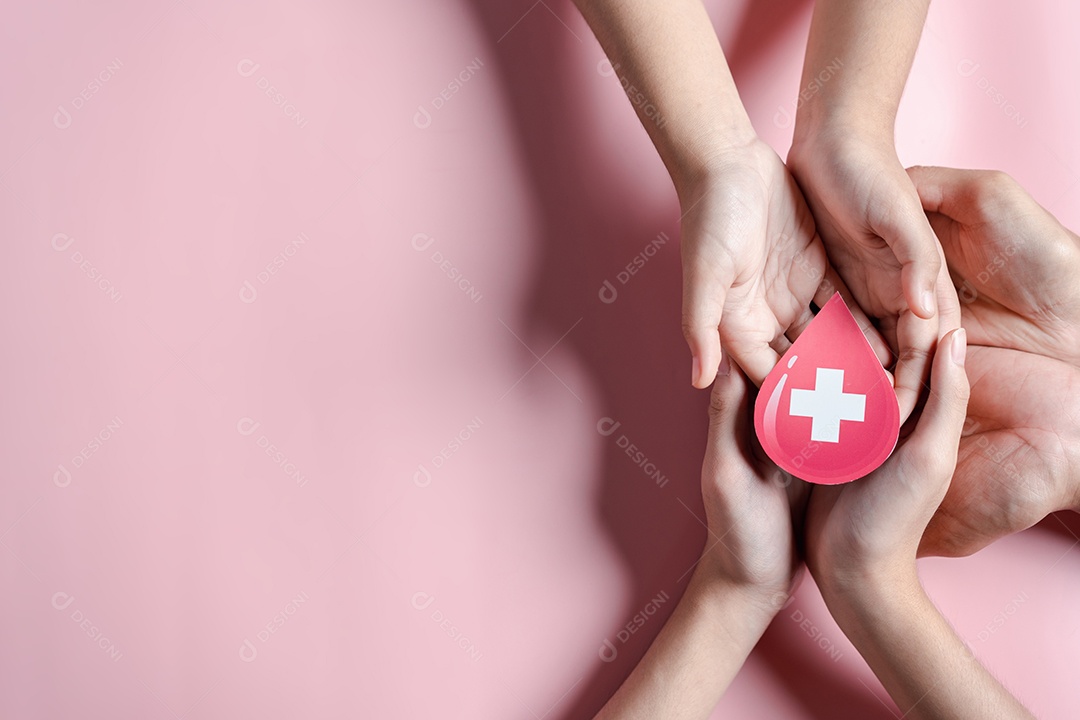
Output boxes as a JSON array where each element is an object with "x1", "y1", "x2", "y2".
[
  {"x1": 909, "y1": 166, "x2": 1080, "y2": 362},
  {"x1": 680, "y1": 137, "x2": 890, "y2": 389},
  {"x1": 907, "y1": 166, "x2": 1080, "y2": 556},
  {"x1": 922, "y1": 345, "x2": 1080, "y2": 556}
]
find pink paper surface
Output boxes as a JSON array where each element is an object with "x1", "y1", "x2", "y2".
[{"x1": 2, "y1": 1, "x2": 1078, "y2": 718}]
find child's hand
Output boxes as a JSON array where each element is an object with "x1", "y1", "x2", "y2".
[
  {"x1": 805, "y1": 327, "x2": 969, "y2": 588},
  {"x1": 804, "y1": 329, "x2": 1035, "y2": 718},
  {"x1": 786, "y1": 0, "x2": 956, "y2": 423},
  {"x1": 697, "y1": 354, "x2": 808, "y2": 608},
  {"x1": 594, "y1": 354, "x2": 810, "y2": 720},
  {"x1": 787, "y1": 131, "x2": 956, "y2": 422},
  {"x1": 679, "y1": 137, "x2": 890, "y2": 389}
]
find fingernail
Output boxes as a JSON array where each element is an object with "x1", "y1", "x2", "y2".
[
  {"x1": 951, "y1": 328, "x2": 967, "y2": 366},
  {"x1": 692, "y1": 356, "x2": 701, "y2": 385},
  {"x1": 717, "y1": 354, "x2": 731, "y2": 377},
  {"x1": 921, "y1": 289, "x2": 937, "y2": 316}
]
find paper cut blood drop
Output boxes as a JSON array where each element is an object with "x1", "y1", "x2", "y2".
[{"x1": 753, "y1": 293, "x2": 900, "y2": 484}]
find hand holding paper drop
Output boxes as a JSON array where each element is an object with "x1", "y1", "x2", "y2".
[{"x1": 753, "y1": 293, "x2": 900, "y2": 484}]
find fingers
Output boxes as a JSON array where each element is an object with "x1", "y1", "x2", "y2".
[
  {"x1": 770, "y1": 334, "x2": 792, "y2": 358},
  {"x1": 876, "y1": 197, "x2": 942, "y2": 320},
  {"x1": 909, "y1": 164, "x2": 1073, "y2": 269},
  {"x1": 706, "y1": 356, "x2": 748, "y2": 453},
  {"x1": 683, "y1": 259, "x2": 736, "y2": 389},
  {"x1": 889, "y1": 215, "x2": 958, "y2": 422},
  {"x1": 932, "y1": 238, "x2": 963, "y2": 339},
  {"x1": 730, "y1": 341, "x2": 782, "y2": 389},
  {"x1": 891, "y1": 308, "x2": 938, "y2": 423},
  {"x1": 785, "y1": 302, "x2": 816, "y2": 344},
  {"x1": 907, "y1": 166, "x2": 961, "y2": 216},
  {"x1": 906, "y1": 165, "x2": 1000, "y2": 223},
  {"x1": 905, "y1": 328, "x2": 970, "y2": 469}
]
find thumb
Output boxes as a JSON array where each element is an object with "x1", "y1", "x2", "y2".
[
  {"x1": 704, "y1": 355, "x2": 749, "y2": 469},
  {"x1": 682, "y1": 256, "x2": 736, "y2": 389},
  {"x1": 906, "y1": 165, "x2": 957, "y2": 215},
  {"x1": 905, "y1": 328, "x2": 970, "y2": 472},
  {"x1": 876, "y1": 194, "x2": 942, "y2": 320},
  {"x1": 906, "y1": 165, "x2": 985, "y2": 223}
]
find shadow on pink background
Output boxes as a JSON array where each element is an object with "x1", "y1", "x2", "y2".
[{"x1": 1, "y1": 1, "x2": 1077, "y2": 718}]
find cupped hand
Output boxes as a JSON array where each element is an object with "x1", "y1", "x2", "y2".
[
  {"x1": 908, "y1": 166, "x2": 1080, "y2": 363},
  {"x1": 919, "y1": 345, "x2": 1080, "y2": 556},
  {"x1": 697, "y1": 356, "x2": 808, "y2": 608},
  {"x1": 906, "y1": 166, "x2": 1080, "y2": 556},
  {"x1": 679, "y1": 137, "x2": 890, "y2": 390},
  {"x1": 787, "y1": 130, "x2": 953, "y2": 421},
  {"x1": 806, "y1": 328, "x2": 969, "y2": 585}
]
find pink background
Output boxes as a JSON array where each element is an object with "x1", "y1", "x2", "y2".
[{"x1": 2, "y1": 1, "x2": 1078, "y2": 717}]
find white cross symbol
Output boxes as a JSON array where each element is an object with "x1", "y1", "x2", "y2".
[{"x1": 788, "y1": 368, "x2": 866, "y2": 443}]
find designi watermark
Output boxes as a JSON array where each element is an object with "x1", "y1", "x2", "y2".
[
  {"x1": 956, "y1": 243, "x2": 1018, "y2": 304},
  {"x1": 597, "y1": 417, "x2": 668, "y2": 488},
  {"x1": 239, "y1": 590, "x2": 310, "y2": 662},
  {"x1": 411, "y1": 233, "x2": 482, "y2": 303},
  {"x1": 51, "y1": 591, "x2": 123, "y2": 662},
  {"x1": 54, "y1": 58, "x2": 124, "y2": 130},
  {"x1": 50, "y1": 233, "x2": 123, "y2": 303},
  {"x1": 237, "y1": 417, "x2": 308, "y2": 488},
  {"x1": 414, "y1": 416, "x2": 484, "y2": 487},
  {"x1": 54, "y1": 416, "x2": 124, "y2": 488},
  {"x1": 597, "y1": 59, "x2": 666, "y2": 128},
  {"x1": 774, "y1": 58, "x2": 843, "y2": 129},
  {"x1": 599, "y1": 591, "x2": 670, "y2": 662},
  {"x1": 414, "y1": 58, "x2": 484, "y2": 129},
  {"x1": 957, "y1": 59, "x2": 1029, "y2": 129},
  {"x1": 790, "y1": 607, "x2": 843, "y2": 662},
  {"x1": 598, "y1": 232, "x2": 669, "y2": 304},
  {"x1": 239, "y1": 232, "x2": 309, "y2": 303},
  {"x1": 977, "y1": 591, "x2": 1029, "y2": 642},
  {"x1": 411, "y1": 591, "x2": 482, "y2": 661},
  {"x1": 237, "y1": 59, "x2": 309, "y2": 129}
]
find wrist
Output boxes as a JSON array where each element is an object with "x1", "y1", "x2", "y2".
[
  {"x1": 686, "y1": 568, "x2": 780, "y2": 650},
  {"x1": 820, "y1": 565, "x2": 930, "y2": 659},
  {"x1": 789, "y1": 107, "x2": 895, "y2": 160},
  {"x1": 671, "y1": 135, "x2": 777, "y2": 212},
  {"x1": 667, "y1": 121, "x2": 761, "y2": 199},
  {"x1": 693, "y1": 548, "x2": 793, "y2": 624},
  {"x1": 815, "y1": 557, "x2": 920, "y2": 614}
]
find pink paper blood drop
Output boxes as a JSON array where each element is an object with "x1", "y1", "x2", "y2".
[{"x1": 753, "y1": 293, "x2": 900, "y2": 484}]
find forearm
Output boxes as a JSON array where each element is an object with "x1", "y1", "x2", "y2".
[
  {"x1": 595, "y1": 561, "x2": 774, "y2": 720},
  {"x1": 793, "y1": 0, "x2": 930, "y2": 142},
  {"x1": 823, "y1": 570, "x2": 1034, "y2": 720},
  {"x1": 571, "y1": 0, "x2": 756, "y2": 192}
]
